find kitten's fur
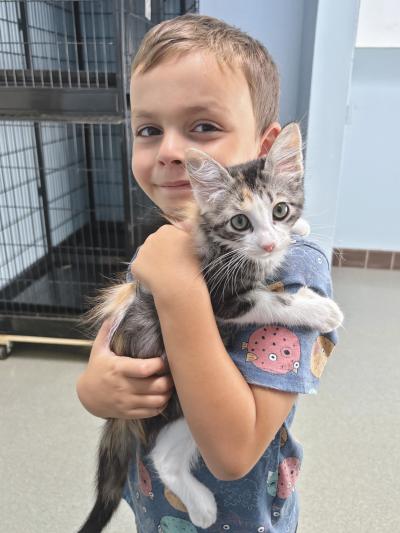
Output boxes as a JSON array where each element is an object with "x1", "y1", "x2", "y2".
[{"x1": 78, "y1": 123, "x2": 343, "y2": 532}]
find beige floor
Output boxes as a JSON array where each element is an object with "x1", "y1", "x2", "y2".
[{"x1": 1, "y1": 267, "x2": 399, "y2": 532}]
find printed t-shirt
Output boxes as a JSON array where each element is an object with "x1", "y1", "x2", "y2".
[{"x1": 123, "y1": 237, "x2": 337, "y2": 532}]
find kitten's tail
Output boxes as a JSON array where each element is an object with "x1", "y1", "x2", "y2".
[
  {"x1": 80, "y1": 278, "x2": 138, "y2": 339},
  {"x1": 77, "y1": 418, "x2": 137, "y2": 533}
]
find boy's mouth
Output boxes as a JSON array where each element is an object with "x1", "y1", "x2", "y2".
[{"x1": 160, "y1": 180, "x2": 191, "y2": 188}]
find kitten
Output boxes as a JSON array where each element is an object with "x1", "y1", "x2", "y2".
[{"x1": 78, "y1": 123, "x2": 343, "y2": 532}]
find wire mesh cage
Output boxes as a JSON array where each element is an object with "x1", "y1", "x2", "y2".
[
  {"x1": 0, "y1": 0, "x2": 198, "y2": 341},
  {"x1": 0, "y1": 0, "x2": 116, "y2": 89}
]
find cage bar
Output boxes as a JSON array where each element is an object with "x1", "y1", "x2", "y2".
[{"x1": 0, "y1": 0, "x2": 198, "y2": 344}]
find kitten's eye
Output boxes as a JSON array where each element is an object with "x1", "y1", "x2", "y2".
[
  {"x1": 273, "y1": 202, "x2": 289, "y2": 221},
  {"x1": 230, "y1": 214, "x2": 252, "y2": 231},
  {"x1": 136, "y1": 126, "x2": 161, "y2": 137}
]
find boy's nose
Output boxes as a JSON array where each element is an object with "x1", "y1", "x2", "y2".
[
  {"x1": 161, "y1": 158, "x2": 182, "y2": 166},
  {"x1": 157, "y1": 132, "x2": 185, "y2": 167}
]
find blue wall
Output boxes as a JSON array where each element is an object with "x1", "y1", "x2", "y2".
[
  {"x1": 199, "y1": 0, "x2": 316, "y2": 127},
  {"x1": 200, "y1": 0, "x2": 360, "y2": 259},
  {"x1": 334, "y1": 48, "x2": 400, "y2": 251}
]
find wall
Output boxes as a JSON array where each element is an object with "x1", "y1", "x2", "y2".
[
  {"x1": 200, "y1": 0, "x2": 360, "y2": 259},
  {"x1": 356, "y1": 0, "x2": 400, "y2": 47},
  {"x1": 199, "y1": 0, "x2": 315, "y2": 126},
  {"x1": 334, "y1": 48, "x2": 400, "y2": 251},
  {"x1": 303, "y1": 0, "x2": 360, "y2": 258}
]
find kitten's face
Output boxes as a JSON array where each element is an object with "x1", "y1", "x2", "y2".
[{"x1": 185, "y1": 123, "x2": 304, "y2": 264}]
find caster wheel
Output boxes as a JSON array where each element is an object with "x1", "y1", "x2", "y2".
[{"x1": 0, "y1": 342, "x2": 12, "y2": 359}]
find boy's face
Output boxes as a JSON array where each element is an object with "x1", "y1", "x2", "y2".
[{"x1": 130, "y1": 51, "x2": 280, "y2": 214}]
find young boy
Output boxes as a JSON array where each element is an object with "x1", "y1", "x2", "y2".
[{"x1": 77, "y1": 14, "x2": 336, "y2": 532}]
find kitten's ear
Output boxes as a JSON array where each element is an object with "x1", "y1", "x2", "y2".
[
  {"x1": 264, "y1": 122, "x2": 303, "y2": 180},
  {"x1": 184, "y1": 148, "x2": 232, "y2": 208}
]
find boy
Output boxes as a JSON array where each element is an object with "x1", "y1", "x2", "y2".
[{"x1": 77, "y1": 14, "x2": 336, "y2": 532}]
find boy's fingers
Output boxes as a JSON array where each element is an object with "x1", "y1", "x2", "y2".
[
  {"x1": 125, "y1": 396, "x2": 172, "y2": 419},
  {"x1": 123, "y1": 407, "x2": 168, "y2": 420},
  {"x1": 118, "y1": 356, "x2": 169, "y2": 379},
  {"x1": 132, "y1": 375, "x2": 175, "y2": 395},
  {"x1": 139, "y1": 394, "x2": 172, "y2": 410}
]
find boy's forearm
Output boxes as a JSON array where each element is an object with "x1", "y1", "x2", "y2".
[{"x1": 153, "y1": 280, "x2": 259, "y2": 480}]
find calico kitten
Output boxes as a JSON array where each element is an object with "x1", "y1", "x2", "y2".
[{"x1": 78, "y1": 123, "x2": 343, "y2": 532}]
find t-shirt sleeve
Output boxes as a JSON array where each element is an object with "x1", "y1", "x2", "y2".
[{"x1": 223, "y1": 240, "x2": 338, "y2": 395}]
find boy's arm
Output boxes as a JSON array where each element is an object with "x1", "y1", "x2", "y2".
[
  {"x1": 131, "y1": 225, "x2": 297, "y2": 481},
  {"x1": 153, "y1": 280, "x2": 297, "y2": 481}
]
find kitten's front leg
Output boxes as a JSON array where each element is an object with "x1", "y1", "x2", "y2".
[
  {"x1": 290, "y1": 287, "x2": 343, "y2": 331},
  {"x1": 222, "y1": 286, "x2": 343, "y2": 333}
]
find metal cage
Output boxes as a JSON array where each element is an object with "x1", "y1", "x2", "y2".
[{"x1": 0, "y1": 0, "x2": 198, "y2": 344}]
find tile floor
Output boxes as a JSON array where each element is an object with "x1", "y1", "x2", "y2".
[{"x1": 1, "y1": 267, "x2": 399, "y2": 533}]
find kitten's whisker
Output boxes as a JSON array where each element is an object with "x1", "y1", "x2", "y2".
[
  {"x1": 201, "y1": 249, "x2": 239, "y2": 279},
  {"x1": 255, "y1": 258, "x2": 262, "y2": 282},
  {"x1": 229, "y1": 251, "x2": 247, "y2": 300},
  {"x1": 308, "y1": 224, "x2": 336, "y2": 229},
  {"x1": 214, "y1": 249, "x2": 243, "y2": 301},
  {"x1": 301, "y1": 207, "x2": 326, "y2": 216},
  {"x1": 197, "y1": 249, "x2": 239, "y2": 289},
  {"x1": 208, "y1": 250, "x2": 241, "y2": 298},
  {"x1": 201, "y1": 248, "x2": 238, "y2": 273},
  {"x1": 206, "y1": 252, "x2": 238, "y2": 292},
  {"x1": 239, "y1": 253, "x2": 248, "y2": 289},
  {"x1": 308, "y1": 232, "x2": 335, "y2": 237},
  {"x1": 221, "y1": 260, "x2": 233, "y2": 301},
  {"x1": 205, "y1": 251, "x2": 238, "y2": 280},
  {"x1": 222, "y1": 254, "x2": 239, "y2": 301},
  {"x1": 221, "y1": 251, "x2": 243, "y2": 299}
]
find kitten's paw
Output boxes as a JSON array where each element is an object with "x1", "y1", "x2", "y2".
[
  {"x1": 296, "y1": 287, "x2": 343, "y2": 332},
  {"x1": 318, "y1": 299, "x2": 344, "y2": 333},
  {"x1": 187, "y1": 488, "x2": 217, "y2": 529},
  {"x1": 188, "y1": 500, "x2": 217, "y2": 529}
]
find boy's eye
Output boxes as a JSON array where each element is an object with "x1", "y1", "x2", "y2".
[
  {"x1": 136, "y1": 126, "x2": 161, "y2": 137},
  {"x1": 230, "y1": 214, "x2": 252, "y2": 232},
  {"x1": 192, "y1": 123, "x2": 220, "y2": 133},
  {"x1": 273, "y1": 202, "x2": 289, "y2": 221}
]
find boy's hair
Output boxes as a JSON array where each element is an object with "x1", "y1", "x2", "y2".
[{"x1": 131, "y1": 14, "x2": 280, "y2": 136}]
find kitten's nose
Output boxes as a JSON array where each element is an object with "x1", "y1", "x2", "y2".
[{"x1": 262, "y1": 243, "x2": 276, "y2": 253}]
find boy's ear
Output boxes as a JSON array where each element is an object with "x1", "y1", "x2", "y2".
[
  {"x1": 184, "y1": 148, "x2": 232, "y2": 208},
  {"x1": 263, "y1": 122, "x2": 303, "y2": 181},
  {"x1": 258, "y1": 122, "x2": 281, "y2": 157}
]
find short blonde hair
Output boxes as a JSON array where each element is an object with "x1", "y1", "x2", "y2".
[{"x1": 131, "y1": 14, "x2": 280, "y2": 136}]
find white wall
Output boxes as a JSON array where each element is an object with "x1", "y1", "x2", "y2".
[{"x1": 357, "y1": 0, "x2": 400, "y2": 47}]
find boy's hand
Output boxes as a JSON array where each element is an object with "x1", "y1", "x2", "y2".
[
  {"x1": 76, "y1": 320, "x2": 175, "y2": 419},
  {"x1": 131, "y1": 225, "x2": 205, "y2": 299}
]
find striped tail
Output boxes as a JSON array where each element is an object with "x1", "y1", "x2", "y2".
[{"x1": 77, "y1": 419, "x2": 137, "y2": 533}]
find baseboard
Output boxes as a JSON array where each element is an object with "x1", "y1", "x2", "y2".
[{"x1": 332, "y1": 248, "x2": 400, "y2": 270}]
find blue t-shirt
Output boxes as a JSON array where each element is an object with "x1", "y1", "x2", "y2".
[{"x1": 123, "y1": 237, "x2": 337, "y2": 532}]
